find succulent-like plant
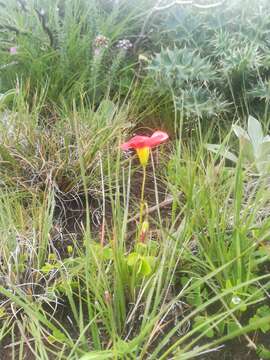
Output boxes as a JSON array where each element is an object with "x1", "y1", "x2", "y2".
[
  {"x1": 207, "y1": 116, "x2": 270, "y2": 174},
  {"x1": 147, "y1": 47, "x2": 230, "y2": 118},
  {"x1": 148, "y1": 47, "x2": 217, "y2": 88},
  {"x1": 174, "y1": 86, "x2": 228, "y2": 118}
]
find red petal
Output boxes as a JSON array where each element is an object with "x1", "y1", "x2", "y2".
[
  {"x1": 121, "y1": 135, "x2": 152, "y2": 150},
  {"x1": 149, "y1": 131, "x2": 169, "y2": 147},
  {"x1": 121, "y1": 131, "x2": 169, "y2": 150}
]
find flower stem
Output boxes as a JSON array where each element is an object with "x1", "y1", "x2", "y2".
[{"x1": 139, "y1": 165, "x2": 147, "y2": 225}]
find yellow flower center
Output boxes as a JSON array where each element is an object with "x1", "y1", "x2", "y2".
[{"x1": 136, "y1": 147, "x2": 150, "y2": 167}]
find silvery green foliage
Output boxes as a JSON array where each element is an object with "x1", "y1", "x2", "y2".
[
  {"x1": 149, "y1": 0, "x2": 270, "y2": 119},
  {"x1": 148, "y1": 47, "x2": 217, "y2": 87},
  {"x1": 147, "y1": 47, "x2": 228, "y2": 118},
  {"x1": 207, "y1": 116, "x2": 270, "y2": 174},
  {"x1": 174, "y1": 87, "x2": 228, "y2": 118},
  {"x1": 248, "y1": 80, "x2": 270, "y2": 102},
  {"x1": 212, "y1": 32, "x2": 263, "y2": 75}
]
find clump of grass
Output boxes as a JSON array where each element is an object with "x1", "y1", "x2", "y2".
[
  {"x1": 0, "y1": 95, "x2": 129, "y2": 196},
  {"x1": 1, "y1": 121, "x2": 270, "y2": 358},
  {"x1": 1, "y1": 0, "x2": 270, "y2": 358}
]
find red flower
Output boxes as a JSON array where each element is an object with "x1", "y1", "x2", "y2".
[
  {"x1": 121, "y1": 131, "x2": 168, "y2": 167},
  {"x1": 121, "y1": 131, "x2": 168, "y2": 151}
]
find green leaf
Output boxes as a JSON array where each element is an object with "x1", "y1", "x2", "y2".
[
  {"x1": 90, "y1": 244, "x2": 113, "y2": 261},
  {"x1": 249, "y1": 306, "x2": 270, "y2": 333},
  {"x1": 225, "y1": 279, "x2": 233, "y2": 289},
  {"x1": 139, "y1": 257, "x2": 152, "y2": 276},
  {"x1": 232, "y1": 124, "x2": 249, "y2": 140},
  {"x1": 102, "y1": 247, "x2": 113, "y2": 260},
  {"x1": 187, "y1": 287, "x2": 204, "y2": 307},
  {"x1": 193, "y1": 316, "x2": 215, "y2": 338},
  {"x1": 48, "y1": 329, "x2": 68, "y2": 343},
  {"x1": 238, "y1": 136, "x2": 255, "y2": 165},
  {"x1": 257, "y1": 141, "x2": 270, "y2": 173},
  {"x1": 206, "y1": 144, "x2": 238, "y2": 163},
  {"x1": 248, "y1": 115, "x2": 264, "y2": 157},
  {"x1": 227, "y1": 321, "x2": 239, "y2": 334},
  {"x1": 127, "y1": 252, "x2": 139, "y2": 267},
  {"x1": 232, "y1": 119, "x2": 259, "y2": 165},
  {"x1": 40, "y1": 263, "x2": 59, "y2": 274},
  {"x1": 263, "y1": 135, "x2": 270, "y2": 142},
  {"x1": 135, "y1": 242, "x2": 147, "y2": 254},
  {"x1": 79, "y1": 351, "x2": 114, "y2": 360}
]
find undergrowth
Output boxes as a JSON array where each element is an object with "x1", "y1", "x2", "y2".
[{"x1": 0, "y1": 0, "x2": 270, "y2": 359}]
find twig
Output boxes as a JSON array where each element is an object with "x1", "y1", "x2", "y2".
[
  {"x1": 155, "y1": 0, "x2": 225, "y2": 11},
  {"x1": 154, "y1": 0, "x2": 192, "y2": 11},
  {"x1": 127, "y1": 194, "x2": 181, "y2": 224},
  {"x1": 193, "y1": 1, "x2": 225, "y2": 9}
]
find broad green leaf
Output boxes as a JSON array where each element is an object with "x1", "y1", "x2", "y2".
[
  {"x1": 232, "y1": 124, "x2": 249, "y2": 140},
  {"x1": 90, "y1": 244, "x2": 113, "y2": 260},
  {"x1": 239, "y1": 137, "x2": 255, "y2": 166},
  {"x1": 257, "y1": 141, "x2": 270, "y2": 173},
  {"x1": 259, "y1": 141, "x2": 270, "y2": 158},
  {"x1": 263, "y1": 135, "x2": 270, "y2": 142},
  {"x1": 102, "y1": 247, "x2": 113, "y2": 260},
  {"x1": 139, "y1": 257, "x2": 152, "y2": 276},
  {"x1": 127, "y1": 252, "x2": 139, "y2": 266},
  {"x1": 206, "y1": 144, "x2": 238, "y2": 163},
  {"x1": 248, "y1": 115, "x2": 264, "y2": 156}
]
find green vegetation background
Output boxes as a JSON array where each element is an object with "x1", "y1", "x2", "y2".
[{"x1": 1, "y1": 1, "x2": 270, "y2": 359}]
